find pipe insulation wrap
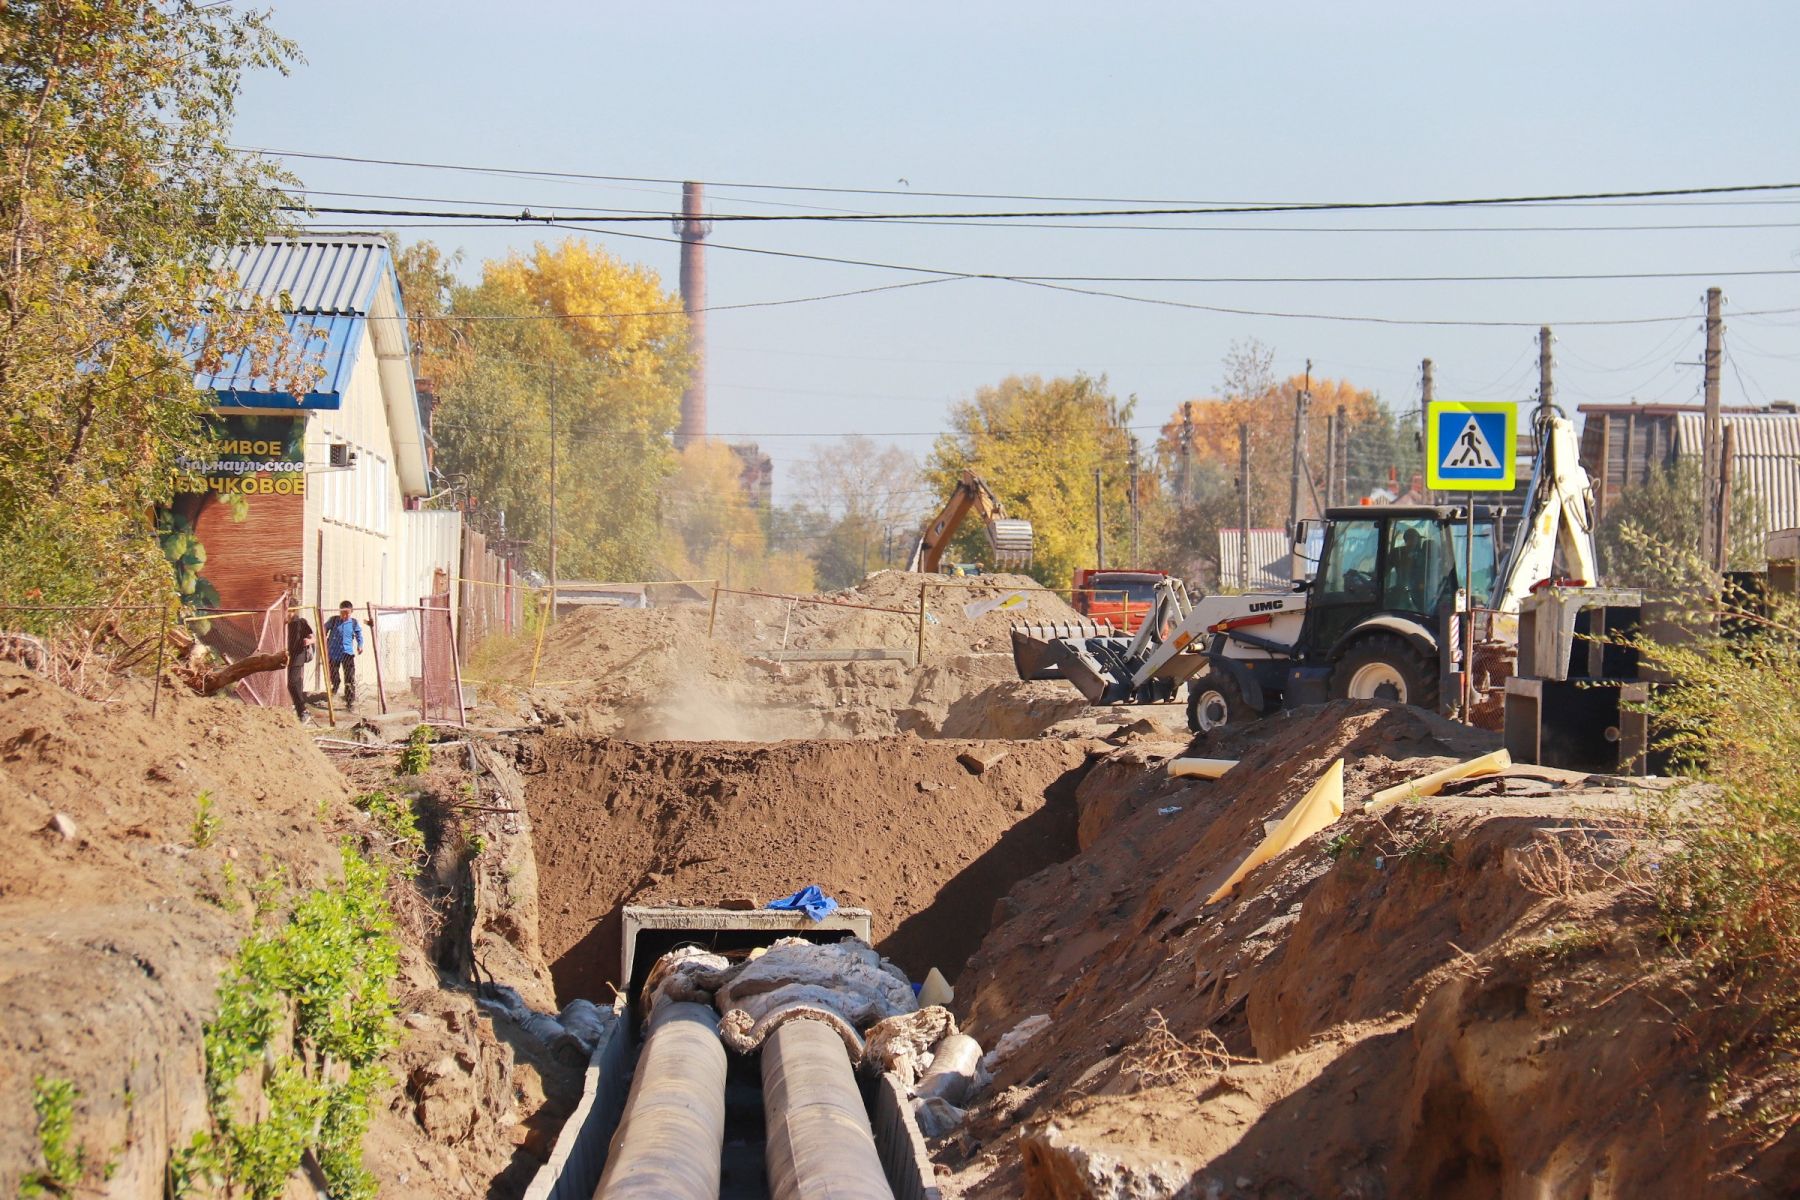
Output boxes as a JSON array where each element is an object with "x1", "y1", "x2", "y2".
[
  {"x1": 592, "y1": 1001, "x2": 726, "y2": 1200},
  {"x1": 762, "y1": 1018, "x2": 897, "y2": 1200}
]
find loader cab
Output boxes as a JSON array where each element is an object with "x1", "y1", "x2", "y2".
[{"x1": 1297, "y1": 506, "x2": 1497, "y2": 668}]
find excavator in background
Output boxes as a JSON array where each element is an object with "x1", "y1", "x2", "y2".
[
  {"x1": 1012, "y1": 408, "x2": 1604, "y2": 731},
  {"x1": 908, "y1": 470, "x2": 1034, "y2": 573}
]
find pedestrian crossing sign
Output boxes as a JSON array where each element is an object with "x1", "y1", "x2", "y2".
[{"x1": 1426, "y1": 400, "x2": 1517, "y2": 491}]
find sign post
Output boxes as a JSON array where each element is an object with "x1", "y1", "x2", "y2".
[{"x1": 1425, "y1": 401, "x2": 1518, "y2": 722}]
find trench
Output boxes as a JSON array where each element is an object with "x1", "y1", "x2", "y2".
[{"x1": 521, "y1": 733, "x2": 1093, "y2": 1004}]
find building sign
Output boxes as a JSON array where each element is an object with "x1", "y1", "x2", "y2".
[
  {"x1": 1425, "y1": 401, "x2": 1517, "y2": 491},
  {"x1": 175, "y1": 417, "x2": 306, "y2": 496}
]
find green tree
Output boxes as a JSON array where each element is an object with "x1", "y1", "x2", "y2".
[
  {"x1": 926, "y1": 373, "x2": 1134, "y2": 588},
  {"x1": 1595, "y1": 458, "x2": 1765, "y2": 588},
  {"x1": 419, "y1": 237, "x2": 690, "y2": 580},
  {"x1": 0, "y1": 1, "x2": 304, "y2": 616}
]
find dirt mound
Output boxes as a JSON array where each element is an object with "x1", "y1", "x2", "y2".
[
  {"x1": 519, "y1": 734, "x2": 1097, "y2": 1003},
  {"x1": 936, "y1": 701, "x2": 1785, "y2": 1197},
  {"x1": 484, "y1": 571, "x2": 1094, "y2": 742}
]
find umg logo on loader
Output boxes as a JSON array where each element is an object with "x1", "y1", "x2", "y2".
[{"x1": 1247, "y1": 598, "x2": 1287, "y2": 613}]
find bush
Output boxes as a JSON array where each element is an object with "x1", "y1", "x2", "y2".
[{"x1": 1638, "y1": 583, "x2": 1800, "y2": 1139}]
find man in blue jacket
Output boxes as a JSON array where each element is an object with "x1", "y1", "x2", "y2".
[{"x1": 323, "y1": 600, "x2": 365, "y2": 708}]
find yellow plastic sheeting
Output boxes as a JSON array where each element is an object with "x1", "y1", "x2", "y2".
[
  {"x1": 1364, "y1": 749, "x2": 1512, "y2": 816},
  {"x1": 1167, "y1": 757, "x2": 1239, "y2": 780},
  {"x1": 1206, "y1": 759, "x2": 1345, "y2": 905}
]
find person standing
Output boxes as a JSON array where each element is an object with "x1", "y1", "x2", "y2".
[
  {"x1": 285, "y1": 609, "x2": 315, "y2": 723},
  {"x1": 323, "y1": 600, "x2": 365, "y2": 708}
]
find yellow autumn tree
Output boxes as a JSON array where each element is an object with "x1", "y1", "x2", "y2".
[
  {"x1": 660, "y1": 442, "x2": 814, "y2": 592},
  {"x1": 925, "y1": 373, "x2": 1135, "y2": 589},
  {"x1": 419, "y1": 237, "x2": 691, "y2": 579}
]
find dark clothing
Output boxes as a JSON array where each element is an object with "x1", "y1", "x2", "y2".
[
  {"x1": 330, "y1": 653, "x2": 357, "y2": 707},
  {"x1": 285, "y1": 615, "x2": 314, "y2": 721}
]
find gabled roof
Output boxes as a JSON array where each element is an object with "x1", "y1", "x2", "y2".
[
  {"x1": 193, "y1": 234, "x2": 429, "y2": 495},
  {"x1": 1673, "y1": 409, "x2": 1800, "y2": 535}
]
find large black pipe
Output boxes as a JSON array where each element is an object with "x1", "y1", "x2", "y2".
[
  {"x1": 593, "y1": 1002, "x2": 726, "y2": 1199},
  {"x1": 761, "y1": 1019, "x2": 895, "y2": 1200}
]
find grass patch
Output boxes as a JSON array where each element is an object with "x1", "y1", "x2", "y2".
[
  {"x1": 352, "y1": 790, "x2": 426, "y2": 878},
  {"x1": 191, "y1": 791, "x2": 220, "y2": 850},
  {"x1": 19, "y1": 1076, "x2": 90, "y2": 1197},
  {"x1": 397, "y1": 725, "x2": 433, "y2": 776}
]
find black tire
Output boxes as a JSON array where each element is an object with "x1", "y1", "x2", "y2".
[
  {"x1": 1186, "y1": 670, "x2": 1249, "y2": 734},
  {"x1": 1330, "y1": 633, "x2": 1438, "y2": 709}
]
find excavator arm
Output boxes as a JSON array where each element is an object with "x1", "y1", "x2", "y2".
[
  {"x1": 908, "y1": 470, "x2": 1033, "y2": 572},
  {"x1": 1493, "y1": 411, "x2": 1600, "y2": 614}
]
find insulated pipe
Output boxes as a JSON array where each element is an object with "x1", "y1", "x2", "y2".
[
  {"x1": 593, "y1": 1002, "x2": 726, "y2": 1200},
  {"x1": 762, "y1": 1018, "x2": 896, "y2": 1200}
]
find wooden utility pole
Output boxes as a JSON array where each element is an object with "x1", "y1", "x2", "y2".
[
  {"x1": 1093, "y1": 466, "x2": 1104, "y2": 570},
  {"x1": 1324, "y1": 408, "x2": 1340, "y2": 510},
  {"x1": 1420, "y1": 358, "x2": 1434, "y2": 500},
  {"x1": 1537, "y1": 327, "x2": 1555, "y2": 420},
  {"x1": 547, "y1": 360, "x2": 559, "y2": 622},
  {"x1": 1179, "y1": 402, "x2": 1194, "y2": 502},
  {"x1": 1128, "y1": 437, "x2": 1141, "y2": 568},
  {"x1": 1701, "y1": 287, "x2": 1725, "y2": 571},
  {"x1": 1237, "y1": 421, "x2": 1251, "y2": 589},
  {"x1": 1287, "y1": 361, "x2": 1312, "y2": 536}
]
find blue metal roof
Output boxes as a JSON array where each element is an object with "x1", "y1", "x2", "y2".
[
  {"x1": 211, "y1": 235, "x2": 390, "y2": 315},
  {"x1": 195, "y1": 313, "x2": 365, "y2": 408}
]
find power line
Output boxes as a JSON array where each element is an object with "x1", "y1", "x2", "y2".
[
  {"x1": 285, "y1": 180, "x2": 1800, "y2": 225},
  {"x1": 243, "y1": 147, "x2": 1800, "y2": 210}
]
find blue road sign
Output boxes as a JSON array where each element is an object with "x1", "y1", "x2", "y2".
[{"x1": 1426, "y1": 401, "x2": 1516, "y2": 491}]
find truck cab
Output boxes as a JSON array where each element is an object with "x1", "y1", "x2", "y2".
[
  {"x1": 1072, "y1": 569, "x2": 1168, "y2": 634},
  {"x1": 1292, "y1": 505, "x2": 1497, "y2": 707}
]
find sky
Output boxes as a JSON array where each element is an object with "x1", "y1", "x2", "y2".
[{"x1": 233, "y1": 1, "x2": 1800, "y2": 508}]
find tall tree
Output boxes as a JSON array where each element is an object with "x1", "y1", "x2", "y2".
[
  {"x1": 0, "y1": 1, "x2": 303, "y2": 613},
  {"x1": 926, "y1": 373, "x2": 1134, "y2": 588},
  {"x1": 660, "y1": 441, "x2": 813, "y2": 592},
  {"x1": 420, "y1": 237, "x2": 690, "y2": 580},
  {"x1": 791, "y1": 435, "x2": 922, "y2": 588}
]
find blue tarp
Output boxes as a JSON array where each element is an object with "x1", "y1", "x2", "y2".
[{"x1": 767, "y1": 885, "x2": 838, "y2": 922}]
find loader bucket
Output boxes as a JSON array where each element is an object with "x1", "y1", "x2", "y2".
[{"x1": 1010, "y1": 620, "x2": 1105, "y2": 681}]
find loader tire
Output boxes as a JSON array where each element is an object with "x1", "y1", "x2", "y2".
[
  {"x1": 1330, "y1": 633, "x2": 1438, "y2": 709},
  {"x1": 1186, "y1": 671, "x2": 1249, "y2": 734}
]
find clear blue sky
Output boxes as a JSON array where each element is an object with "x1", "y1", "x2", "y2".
[{"x1": 235, "y1": 1, "x2": 1800, "y2": 506}]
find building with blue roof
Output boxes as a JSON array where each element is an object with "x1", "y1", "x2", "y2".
[{"x1": 169, "y1": 234, "x2": 461, "y2": 706}]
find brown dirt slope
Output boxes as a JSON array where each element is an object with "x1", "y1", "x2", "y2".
[
  {"x1": 940, "y1": 700, "x2": 1797, "y2": 1198},
  {"x1": 0, "y1": 666, "x2": 570, "y2": 1200},
  {"x1": 520, "y1": 734, "x2": 1096, "y2": 1002}
]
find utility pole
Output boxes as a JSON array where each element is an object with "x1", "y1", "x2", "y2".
[
  {"x1": 1128, "y1": 437, "x2": 1141, "y2": 568},
  {"x1": 1537, "y1": 326, "x2": 1555, "y2": 420},
  {"x1": 1287, "y1": 360, "x2": 1312, "y2": 537},
  {"x1": 1093, "y1": 466, "x2": 1104, "y2": 570},
  {"x1": 1237, "y1": 421, "x2": 1250, "y2": 590},
  {"x1": 1324, "y1": 408, "x2": 1340, "y2": 510},
  {"x1": 1701, "y1": 287, "x2": 1725, "y2": 571},
  {"x1": 1179, "y1": 402, "x2": 1194, "y2": 503},
  {"x1": 547, "y1": 360, "x2": 559, "y2": 622},
  {"x1": 1420, "y1": 358, "x2": 1434, "y2": 501}
]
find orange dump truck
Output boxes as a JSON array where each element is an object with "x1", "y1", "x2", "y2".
[{"x1": 1071, "y1": 568, "x2": 1168, "y2": 634}]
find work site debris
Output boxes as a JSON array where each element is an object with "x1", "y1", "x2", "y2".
[
  {"x1": 1167, "y1": 757, "x2": 1237, "y2": 780},
  {"x1": 1205, "y1": 758, "x2": 1345, "y2": 905},
  {"x1": 715, "y1": 938, "x2": 917, "y2": 1031},
  {"x1": 1365, "y1": 748, "x2": 1512, "y2": 814},
  {"x1": 643, "y1": 946, "x2": 737, "y2": 1017},
  {"x1": 864, "y1": 1006, "x2": 960, "y2": 1087},
  {"x1": 475, "y1": 982, "x2": 615, "y2": 1067},
  {"x1": 918, "y1": 966, "x2": 953, "y2": 1008},
  {"x1": 766, "y1": 883, "x2": 838, "y2": 921},
  {"x1": 957, "y1": 746, "x2": 1010, "y2": 776},
  {"x1": 979, "y1": 1013, "x2": 1051, "y2": 1079}
]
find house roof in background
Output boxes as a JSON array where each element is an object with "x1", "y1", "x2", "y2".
[
  {"x1": 1673, "y1": 410, "x2": 1800, "y2": 536},
  {"x1": 196, "y1": 313, "x2": 363, "y2": 409}
]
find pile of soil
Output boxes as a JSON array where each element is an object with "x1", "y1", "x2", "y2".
[
  {"x1": 482, "y1": 571, "x2": 1094, "y2": 741},
  {"x1": 934, "y1": 702, "x2": 1800, "y2": 1196},
  {"x1": 519, "y1": 734, "x2": 1097, "y2": 1002}
]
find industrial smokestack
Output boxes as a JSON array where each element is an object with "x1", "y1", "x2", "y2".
[{"x1": 675, "y1": 181, "x2": 709, "y2": 448}]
